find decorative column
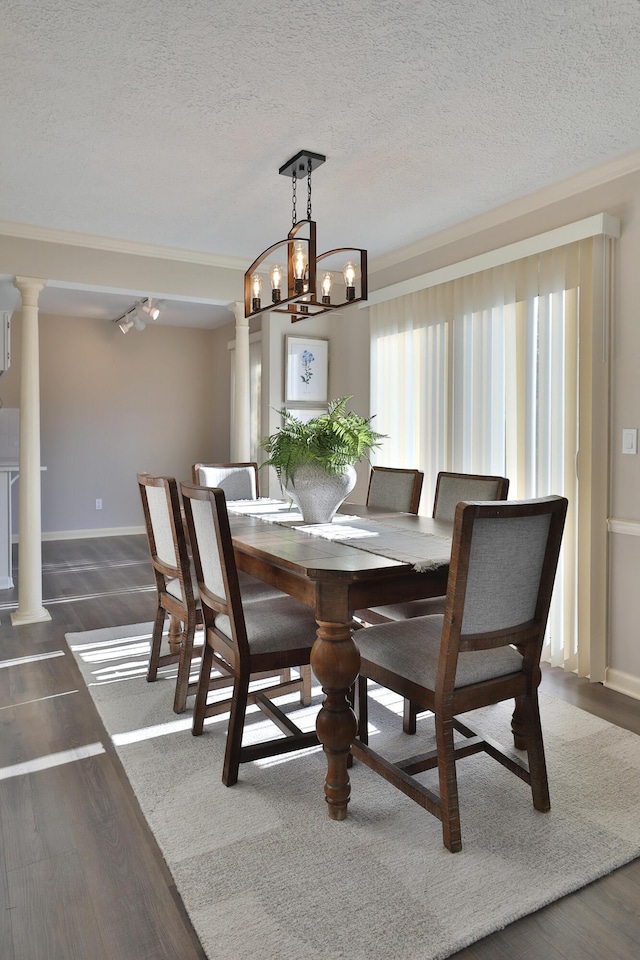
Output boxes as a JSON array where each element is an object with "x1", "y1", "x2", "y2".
[
  {"x1": 12, "y1": 276, "x2": 50, "y2": 625},
  {"x1": 228, "y1": 301, "x2": 251, "y2": 461}
]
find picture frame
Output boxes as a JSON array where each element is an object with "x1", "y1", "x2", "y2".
[{"x1": 285, "y1": 336, "x2": 329, "y2": 404}]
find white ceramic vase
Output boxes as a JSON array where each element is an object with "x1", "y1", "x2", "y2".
[{"x1": 284, "y1": 463, "x2": 357, "y2": 524}]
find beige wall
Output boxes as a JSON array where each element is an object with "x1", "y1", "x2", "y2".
[
  {"x1": 366, "y1": 167, "x2": 640, "y2": 693},
  {"x1": 4, "y1": 311, "x2": 220, "y2": 535}
]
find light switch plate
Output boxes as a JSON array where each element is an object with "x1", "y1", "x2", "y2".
[{"x1": 622, "y1": 428, "x2": 638, "y2": 455}]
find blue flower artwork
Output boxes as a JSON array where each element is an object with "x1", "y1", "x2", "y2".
[{"x1": 300, "y1": 349, "x2": 315, "y2": 391}]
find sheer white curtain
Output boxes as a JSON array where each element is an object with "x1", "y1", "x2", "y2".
[{"x1": 371, "y1": 237, "x2": 608, "y2": 675}]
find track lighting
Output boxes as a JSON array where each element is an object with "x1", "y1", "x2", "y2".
[{"x1": 112, "y1": 297, "x2": 166, "y2": 334}]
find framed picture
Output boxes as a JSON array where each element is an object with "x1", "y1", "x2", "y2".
[{"x1": 285, "y1": 336, "x2": 329, "y2": 404}]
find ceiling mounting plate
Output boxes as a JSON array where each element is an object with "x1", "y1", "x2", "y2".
[{"x1": 279, "y1": 150, "x2": 326, "y2": 179}]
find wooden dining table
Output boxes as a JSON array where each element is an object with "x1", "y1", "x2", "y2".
[{"x1": 227, "y1": 501, "x2": 452, "y2": 820}]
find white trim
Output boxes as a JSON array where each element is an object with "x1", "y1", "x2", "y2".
[
  {"x1": 33, "y1": 525, "x2": 145, "y2": 542},
  {"x1": 371, "y1": 148, "x2": 640, "y2": 273},
  {"x1": 365, "y1": 213, "x2": 621, "y2": 308},
  {"x1": 608, "y1": 518, "x2": 640, "y2": 536},
  {"x1": 605, "y1": 667, "x2": 640, "y2": 701},
  {"x1": 0, "y1": 220, "x2": 247, "y2": 270}
]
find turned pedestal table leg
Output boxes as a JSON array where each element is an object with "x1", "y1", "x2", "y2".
[
  {"x1": 311, "y1": 619, "x2": 360, "y2": 820},
  {"x1": 168, "y1": 615, "x2": 182, "y2": 654}
]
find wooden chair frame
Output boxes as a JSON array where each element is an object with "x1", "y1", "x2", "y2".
[
  {"x1": 181, "y1": 482, "x2": 317, "y2": 786},
  {"x1": 137, "y1": 473, "x2": 203, "y2": 714},
  {"x1": 352, "y1": 496, "x2": 568, "y2": 852},
  {"x1": 366, "y1": 465, "x2": 424, "y2": 515}
]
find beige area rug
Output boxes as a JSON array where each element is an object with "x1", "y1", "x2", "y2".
[{"x1": 66, "y1": 622, "x2": 640, "y2": 960}]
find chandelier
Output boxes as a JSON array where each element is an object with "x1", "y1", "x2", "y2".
[{"x1": 244, "y1": 150, "x2": 368, "y2": 322}]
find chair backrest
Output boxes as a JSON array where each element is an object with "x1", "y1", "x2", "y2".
[
  {"x1": 366, "y1": 466, "x2": 424, "y2": 514},
  {"x1": 192, "y1": 462, "x2": 259, "y2": 500},
  {"x1": 137, "y1": 473, "x2": 195, "y2": 608},
  {"x1": 180, "y1": 482, "x2": 249, "y2": 657},
  {"x1": 441, "y1": 496, "x2": 568, "y2": 685},
  {"x1": 432, "y1": 472, "x2": 509, "y2": 521}
]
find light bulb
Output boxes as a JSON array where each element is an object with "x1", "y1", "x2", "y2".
[
  {"x1": 321, "y1": 272, "x2": 333, "y2": 304},
  {"x1": 149, "y1": 302, "x2": 160, "y2": 321},
  {"x1": 343, "y1": 260, "x2": 357, "y2": 301},
  {"x1": 251, "y1": 273, "x2": 262, "y2": 311},
  {"x1": 270, "y1": 263, "x2": 283, "y2": 303},
  {"x1": 292, "y1": 241, "x2": 307, "y2": 293}
]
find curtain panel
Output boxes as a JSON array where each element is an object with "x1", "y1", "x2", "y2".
[{"x1": 370, "y1": 237, "x2": 610, "y2": 677}]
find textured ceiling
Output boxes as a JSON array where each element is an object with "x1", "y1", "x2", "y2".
[{"x1": 2, "y1": 1, "x2": 640, "y2": 274}]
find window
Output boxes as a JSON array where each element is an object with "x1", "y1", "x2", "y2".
[{"x1": 371, "y1": 234, "x2": 612, "y2": 676}]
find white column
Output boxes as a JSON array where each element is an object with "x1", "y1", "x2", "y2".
[
  {"x1": 229, "y1": 301, "x2": 251, "y2": 461},
  {"x1": 12, "y1": 276, "x2": 50, "y2": 625}
]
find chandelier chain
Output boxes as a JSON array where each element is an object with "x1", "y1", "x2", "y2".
[
  {"x1": 307, "y1": 158, "x2": 313, "y2": 221},
  {"x1": 291, "y1": 170, "x2": 297, "y2": 227}
]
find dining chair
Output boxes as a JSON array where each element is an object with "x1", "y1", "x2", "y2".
[
  {"x1": 137, "y1": 472, "x2": 204, "y2": 714},
  {"x1": 352, "y1": 495, "x2": 568, "y2": 852},
  {"x1": 360, "y1": 471, "x2": 510, "y2": 730},
  {"x1": 192, "y1": 462, "x2": 259, "y2": 500},
  {"x1": 366, "y1": 465, "x2": 424, "y2": 515},
  {"x1": 138, "y1": 472, "x2": 287, "y2": 714},
  {"x1": 180, "y1": 482, "x2": 319, "y2": 786}
]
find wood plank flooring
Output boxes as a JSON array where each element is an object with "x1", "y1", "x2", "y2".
[{"x1": 0, "y1": 535, "x2": 639, "y2": 959}]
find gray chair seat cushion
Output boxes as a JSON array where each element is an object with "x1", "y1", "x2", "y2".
[
  {"x1": 368, "y1": 595, "x2": 446, "y2": 621},
  {"x1": 215, "y1": 596, "x2": 318, "y2": 656},
  {"x1": 357, "y1": 615, "x2": 523, "y2": 689}
]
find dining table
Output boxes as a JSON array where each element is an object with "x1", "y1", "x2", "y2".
[{"x1": 225, "y1": 497, "x2": 453, "y2": 820}]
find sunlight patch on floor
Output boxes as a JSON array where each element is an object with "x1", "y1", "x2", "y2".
[
  {"x1": 0, "y1": 742, "x2": 105, "y2": 780},
  {"x1": 0, "y1": 689, "x2": 79, "y2": 711},
  {"x1": 0, "y1": 649, "x2": 66, "y2": 669}
]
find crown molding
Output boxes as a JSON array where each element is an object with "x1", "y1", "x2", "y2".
[
  {"x1": 0, "y1": 220, "x2": 247, "y2": 270},
  {"x1": 370, "y1": 148, "x2": 640, "y2": 275}
]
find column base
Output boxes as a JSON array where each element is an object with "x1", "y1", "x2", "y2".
[{"x1": 11, "y1": 606, "x2": 52, "y2": 626}]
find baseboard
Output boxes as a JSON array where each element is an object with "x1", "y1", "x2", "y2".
[
  {"x1": 33, "y1": 525, "x2": 146, "y2": 542},
  {"x1": 605, "y1": 667, "x2": 640, "y2": 701}
]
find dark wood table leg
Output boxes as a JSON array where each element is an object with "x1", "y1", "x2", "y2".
[
  {"x1": 168, "y1": 615, "x2": 182, "y2": 655},
  {"x1": 512, "y1": 695, "x2": 527, "y2": 750},
  {"x1": 311, "y1": 619, "x2": 360, "y2": 820}
]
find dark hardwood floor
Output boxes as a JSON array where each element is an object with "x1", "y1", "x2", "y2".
[{"x1": 0, "y1": 535, "x2": 639, "y2": 959}]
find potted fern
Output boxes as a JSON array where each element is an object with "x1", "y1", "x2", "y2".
[{"x1": 261, "y1": 397, "x2": 386, "y2": 523}]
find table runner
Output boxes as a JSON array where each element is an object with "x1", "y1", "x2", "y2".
[{"x1": 226, "y1": 499, "x2": 451, "y2": 572}]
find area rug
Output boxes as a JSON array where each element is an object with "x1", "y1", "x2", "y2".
[{"x1": 66, "y1": 622, "x2": 640, "y2": 960}]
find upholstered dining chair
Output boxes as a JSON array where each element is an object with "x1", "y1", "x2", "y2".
[
  {"x1": 180, "y1": 482, "x2": 319, "y2": 786},
  {"x1": 352, "y1": 495, "x2": 568, "y2": 852},
  {"x1": 138, "y1": 472, "x2": 286, "y2": 715},
  {"x1": 137, "y1": 472, "x2": 204, "y2": 714},
  {"x1": 366, "y1": 465, "x2": 424, "y2": 515},
  {"x1": 192, "y1": 462, "x2": 259, "y2": 500},
  {"x1": 360, "y1": 471, "x2": 510, "y2": 731}
]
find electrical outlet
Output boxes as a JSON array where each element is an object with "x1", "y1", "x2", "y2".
[{"x1": 95, "y1": 498, "x2": 103, "y2": 510}]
